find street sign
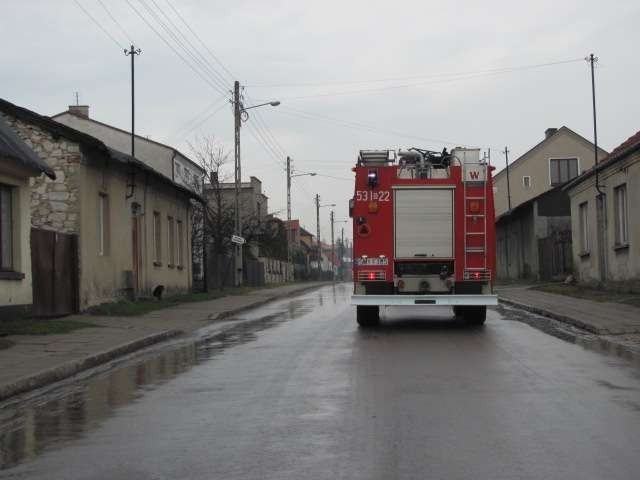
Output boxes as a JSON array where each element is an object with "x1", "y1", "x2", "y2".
[{"x1": 231, "y1": 235, "x2": 245, "y2": 245}]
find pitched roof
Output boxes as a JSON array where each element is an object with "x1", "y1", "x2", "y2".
[
  {"x1": 494, "y1": 126, "x2": 607, "y2": 179},
  {"x1": 0, "y1": 98, "x2": 202, "y2": 201},
  {"x1": 0, "y1": 114, "x2": 55, "y2": 179},
  {"x1": 564, "y1": 129, "x2": 640, "y2": 191},
  {"x1": 51, "y1": 109, "x2": 204, "y2": 175}
]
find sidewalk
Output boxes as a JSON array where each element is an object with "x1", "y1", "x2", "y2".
[
  {"x1": 0, "y1": 282, "x2": 329, "y2": 401},
  {"x1": 496, "y1": 284, "x2": 640, "y2": 335}
]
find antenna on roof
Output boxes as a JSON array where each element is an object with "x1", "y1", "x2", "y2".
[{"x1": 74, "y1": 92, "x2": 79, "y2": 106}]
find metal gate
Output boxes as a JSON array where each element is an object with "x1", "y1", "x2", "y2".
[{"x1": 31, "y1": 228, "x2": 79, "y2": 317}]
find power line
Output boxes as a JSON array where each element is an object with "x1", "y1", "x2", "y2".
[
  {"x1": 162, "y1": 0, "x2": 236, "y2": 81},
  {"x1": 170, "y1": 95, "x2": 229, "y2": 139},
  {"x1": 244, "y1": 92, "x2": 288, "y2": 158},
  {"x1": 123, "y1": 0, "x2": 227, "y2": 96},
  {"x1": 144, "y1": 0, "x2": 231, "y2": 92},
  {"x1": 247, "y1": 57, "x2": 584, "y2": 90},
  {"x1": 96, "y1": 0, "x2": 134, "y2": 45},
  {"x1": 178, "y1": 99, "x2": 230, "y2": 139},
  {"x1": 134, "y1": 0, "x2": 229, "y2": 95},
  {"x1": 274, "y1": 106, "x2": 469, "y2": 147},
  {"x1": 74, "y1": 0, "x2": 125, "y2": 49},
  {"x1": 244, "y1": 122, "x2": 286, "y2": 170},
  {"x1": 265, "y1": 58, "x2": 585, "y2": 101}
]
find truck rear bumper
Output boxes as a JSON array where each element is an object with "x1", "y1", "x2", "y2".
[{"x1": 351, "y1": 294, "x2": 498, "y2": 306}]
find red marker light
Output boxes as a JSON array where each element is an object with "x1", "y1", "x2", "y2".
[
  {"x1": 474, "y1": 272, "x2": 480, "y2": 279},
  {"x1": 369, "y1": 272, "x2": 375, "y2": 280}
]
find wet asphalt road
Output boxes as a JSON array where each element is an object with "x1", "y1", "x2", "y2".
[{"x1": 2, "y1": 284, "x2": 640, "y2": 480}]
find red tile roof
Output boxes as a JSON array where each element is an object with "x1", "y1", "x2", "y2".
[{"x1": 603, "y1": 130, "x2": 640, "y2": 164}]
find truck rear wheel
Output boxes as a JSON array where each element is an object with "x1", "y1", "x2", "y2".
[
  {"x1": 454, "y1": 306, "x2": 486, "y2": 326},
  {"x1": 356, "y1": 305, "x2": 380, "y2": 327}
]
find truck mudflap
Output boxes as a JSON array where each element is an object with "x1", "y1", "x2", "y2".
[{"x1": 351, "y1": 294, "x2": 498, "y2": 306}]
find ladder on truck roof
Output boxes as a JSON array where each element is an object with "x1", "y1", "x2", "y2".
[{"x1": 462, "y1": 161, "x2": 490, "y2": 280}]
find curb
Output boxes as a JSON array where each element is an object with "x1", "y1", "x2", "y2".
[
  {"x1": 498, "y1": 297, "x2": 604, "y2": 334},
  {"x1": 498, "y1": 299, "x2": 640, "y2": 364},
  {"x1": 0, "y1": 329, "x2": 182, "y2": 402},
  {"x1": 0, "y1": 282, "x2": 331, "y2": 403}
]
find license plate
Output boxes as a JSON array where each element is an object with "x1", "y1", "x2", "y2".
[{"x1": 356, "y1": 257, "x2": 389, "y2": 266}]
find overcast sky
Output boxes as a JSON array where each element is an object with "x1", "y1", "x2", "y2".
[{"x1": 3, "y1": 0, "x2": 640, "y2": 243}]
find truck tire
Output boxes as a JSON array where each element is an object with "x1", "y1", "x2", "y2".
[
  {"x1": 456, "y1": 306, "x2": 486, "y2": 326},
  {"x1": 356, "y1": 305, "x2": 380, "y2": 327}
]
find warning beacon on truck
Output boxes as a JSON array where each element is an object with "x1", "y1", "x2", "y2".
[{"x1": 350, "y1": 147, "x2": 498, "y2": 327}]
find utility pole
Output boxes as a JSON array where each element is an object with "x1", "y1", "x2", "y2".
[
  {"x1": 503, "y1": 146, "x2": 511, "y2": 280},
  {"x1": 503, "y1": 147, "x2": 511, "y2": 211},
  {"x1": 286, "y1": 156, "x2": 292, "y2": 269},
  {"x1": 315, "y1": 194, "x2": 321, "y2": 273},
  {"x1": 587, "y1": 53, "x2": 606, "y2": 283},
  {"x1": 330, "y1": 210, "x2": 335, "y2": 281},
  {"x1": 340, "y1": 226, "x2": 345, "y2": 280},
  {"x1": 233, "y1": 80, "x2": 243, "y2": 287},
  {"x1": 124, "y1": 45, "x2": 142, "y2": 162}
]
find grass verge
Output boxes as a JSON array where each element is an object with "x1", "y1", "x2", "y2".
[
  {"x1": 0, "y1": 319, "x2": 98, "y2": 336},
  {"x1": 532, "y1": 284, "x2": 640, "y2": 308},
  {"x1": 87, "y1": 285, "x2": 275, "y2": 317}
]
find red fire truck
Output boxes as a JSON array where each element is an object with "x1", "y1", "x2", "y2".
[{"x1": 350, "y1": 147, "x2": 497, "y2": 327}]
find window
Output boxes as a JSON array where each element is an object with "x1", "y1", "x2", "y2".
[
  {"x1": 550, "y1": 158, "x2": 579, "y2": 185},
  {"x1": 153, "y1": 212, "x2": 162, "y2": 264},
  {"x1": 167, "y1": 216, "x2": 175, "y2": 266},
  {"x1": 177, "y1": 220, "x2": 184, "y2": 267},
  {"x1": 522, "y1": 176, "x2": 531, "y2": 189},
  {"x1": 98, "y1": 193, "x2": 109, "y2": 256},
  {"x1": 0, "y1": 184, "x2": 14, "y2": 270},
  {"x1": 614, "y1": 184, "x2": 628, "y2": 246},
  {"x1": 579, "y1": 201, "x2": 589, "y2": 253}
]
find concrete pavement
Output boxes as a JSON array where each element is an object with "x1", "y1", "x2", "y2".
[
  {"x1": 0, "y1": 282, "x2": 328, "y2": 401},
  {"x1": 496, "y1": 284, "x2": 640, "y2": 335},
  {"x1": 496, "y1": 284, "x2": 640, "y2": 361}
]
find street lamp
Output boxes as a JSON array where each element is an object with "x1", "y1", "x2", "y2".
[
  {"x1": 233, "y1": 80, "x2": 279, "y2": 287},
  {"x1": 286, "y1": 158, "x2": 316, "y2": 275}
]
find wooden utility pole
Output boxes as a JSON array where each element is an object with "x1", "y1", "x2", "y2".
[
  {"x1": 233, "y1": 80, "x2": 243, "y2": 287},
  {"x1": 315, "y1": 194, "x2": 321, "y2": 273}
]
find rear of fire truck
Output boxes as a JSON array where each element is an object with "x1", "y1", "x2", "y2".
[{"x1": 350, "y1": 147, "x2": 498, "y2": 327}]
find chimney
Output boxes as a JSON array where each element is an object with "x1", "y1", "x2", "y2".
[
  {"x1": 545, "y1": 127, "x2": 558, "y2": 139},
  {"x1": 68, "y1": 105, "x2": 90, "y2": 119}
]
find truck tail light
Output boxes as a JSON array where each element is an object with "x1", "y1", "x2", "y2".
[
  {"x1": 464, "y1": 269, "x2": 491, "y2": 281},
  {"x1": 469, "y1": 200, "x2": 481, "y2": 213},
  {"x1": 358, "y1": 271, "x2": 385, "y2": 281},
  {"x1": 368, "y1": 201, "x2": 378, "y2": 213}
]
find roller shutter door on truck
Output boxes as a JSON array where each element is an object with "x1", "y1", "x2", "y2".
[{"x1": 394, "y1": 188, "x2": 454, "y2": 258}]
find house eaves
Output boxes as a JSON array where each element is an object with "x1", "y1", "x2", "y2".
[
  {"x1": 0, "y1": 114, "x2": 55, "y2": 179},
  {"x1": 50, "y1": 110, "x2": 205, "y2": 175},
  {"x1": 493, "y1": 126, "x2": 608, "y2": 179},
  {"x1": 0, "y1": 98, "x2": 203, "y2": 202},
  {"x1": 563, "y1": 129, "x2": 640, "y2": 192}
]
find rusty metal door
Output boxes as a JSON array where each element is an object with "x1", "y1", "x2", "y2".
[{"x1": 31, "y1": 228, "x2": 79, "y2": 316}]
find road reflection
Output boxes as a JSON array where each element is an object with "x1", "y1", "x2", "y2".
[{"x1": 0, "y1": 287, "x2": 324, "y2": 470}]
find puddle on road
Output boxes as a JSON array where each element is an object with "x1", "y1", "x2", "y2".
[{"x1": 0, "y1": 287, "x2": 337, "y2": 470}]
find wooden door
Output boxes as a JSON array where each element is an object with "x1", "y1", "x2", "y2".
[{"x1": 31, "y1": 229, "x2": 79, "y2": 316}]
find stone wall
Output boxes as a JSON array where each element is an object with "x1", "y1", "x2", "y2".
[{"x1": 1, "y1": 113, "x2": 81, "y2": 234}]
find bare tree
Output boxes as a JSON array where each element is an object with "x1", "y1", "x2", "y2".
[{"x1": 187, "y1": 135, "x2": 234, "y2": 288}]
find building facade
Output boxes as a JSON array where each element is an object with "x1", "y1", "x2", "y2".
[
  {"x1": 52, "y1": 105, "x2": 204, "y2": 192},
  {"x1": 494, "y1": 127, "x2": 607, "y2": 217},
  {"x1": 0, "y1": 115, "x2": 55, "y2": 317},
  {"x1": 565, "y1": 130, "x2": 640, "y2": 289},
  {"x1": 1, "y1": 99, "x2": 199, "y2": 312}
]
